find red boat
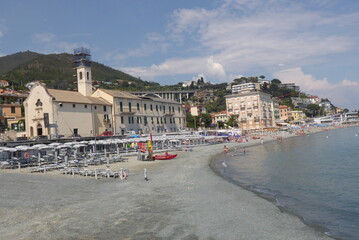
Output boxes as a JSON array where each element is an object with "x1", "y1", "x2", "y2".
[{"x1": 153, "y1": 154, "x2": 177, "y2": 160}]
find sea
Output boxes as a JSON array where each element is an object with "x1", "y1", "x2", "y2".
[{"x1": 212, "y1": 126, "x2": 359, "y2": 240}]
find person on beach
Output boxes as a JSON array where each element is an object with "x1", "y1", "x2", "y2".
[
  {"x1": 243, "y1": 148, "x2": 246, "y2": 154},
  {"x1": 223, "y1": 145, "x2": 228, "y2": 155}
]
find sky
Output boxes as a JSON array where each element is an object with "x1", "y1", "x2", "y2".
[{"x1": 1, "y1": 0, "x2": 359, "y2": 110}]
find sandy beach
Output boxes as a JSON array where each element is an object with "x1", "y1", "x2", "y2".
[{"x1": 0, "y1": 128, "x2": 339, "y2": 240}]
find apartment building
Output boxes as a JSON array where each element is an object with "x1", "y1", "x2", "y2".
[
  {"x1": 225, "y1": 91, "x2": 275, "y2": 131},
  {"x1": 92, "y1": 89, "x2": 186, "y2": 135},
  {"x1": 279, "y1": 105, "x2": 293, "y2": 122}
]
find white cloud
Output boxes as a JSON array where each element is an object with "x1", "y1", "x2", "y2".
[
  {"x1": 32, "y1": 33, "x2": 55, "y2": 43},
  {"x1": 274, "y1": 67, "x2": 359, "y2": 109},
  {"x1": 207, "y1": 56, "x2": 226, "y2": 79},
  {"x1": 120, "y1": 56, "x2": 226, "y2": 81},
  {"x1": 121, "y1": 0, "x2": 358, "y2": 81}
]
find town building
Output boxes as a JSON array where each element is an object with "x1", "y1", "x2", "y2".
[
  {"x1": 190, "y1": 105, "x2": 207, "y2": 116},
  {"x1": 278, "y1": 83, "x2": 300, "y2": 91},
  {"x1": 231, "y1": 82, "x2": 260, "y2": 94},
  {"x1": 319, "y1": 101, "x2": 333, "y2": 114},
  {"x1": 24, "y1": 48, "x2": 186, "y2": 138},
  {"x1": 0, "y1": 89, "x2": 28, "y2": 132},
  {"x1": 0, "y1": 80, "x2": 10, "y2": 88},
  {"x1": 225, "y1": 91, "x2": 275, "y2": 131},
  {"x1": 211, "y1": 111, "x2": 228, "y2": 126},
  {"x1": 291, "y1": 110, "x2": 306, "y2": 121},
  {"x1": 307, "y1": 95, "x2": 320, "y2": 104},
  {"x1": 92, "y1": 90, "x2": 185, "y2": 135},
  {"x1": 279, "y1": 105, "x2": 293, "y2": 122}
]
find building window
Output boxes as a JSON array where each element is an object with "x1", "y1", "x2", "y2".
[
  {"x1": 144, "y1": 116, "x2": 148, "y2": 125},
  {"x1": 178, "y1": 107, "x2": 180, "y2": 113},
  {"x1": 164, "y1": 118, "x2": 167, "y2": 124},
  {"x1": 119, "y1": 102, "x2": 123, "y2": 112},
  {"x1": 79, "y1": 72, "x2": 83, "y2": 80},
  {"x1": 137, "y1": 117, "x2": 141, "y2": 124},
  {"x1": 84, "y1": 104, "x2": 87, "y2": 108},
  {"x1": 103, "y1": 106, "x2": 107, "y2": 112},
  {"x1": 151, "y1": 117, "x2": 154, "y2": 124},
  {"x1": 87, "y1": 72, "x2": 90, "y2": 80},
  {"x1": 169, "y1": 106, "x2": 171, "y2": 112},
  {"x1": 150, "y1": 104, "x2": 153, "y2": 111},
  {"x1": 137, "y1": 103, "x2": 140, "y2": 111},
  {"x1": 94, "y1": 106, "x2": 97, "y2": 110},
  {"x1": 73, "y1": 104, "x2": 76, "y2": 108},
  {"x1": 35, "y1": 99, "x2": 43, "y2": 107},
  {"x1": 160, "y1": 105, "x2": 162, "y2": 111},
  {"x1": 172, "y1": 106, "x2": 174, "y2": 112},
  {"x1": 156, "y1": 105, "x2": 158, "y2": 112},
  {"x1": 129, "y1": 102, "x2": 132, "y2": 112},
  {"x1": 161, "y1": 118, "x2": 163, "y2": 124},
  {"x1": 157, "y1": 118, "x2": 159, "y2": 124},
  {"x1": 128, "y1": 116, "x2": 131, "y2": 124},
  {"x1": 11, "y1": 106, "x2": 15, "y2": 113},
  {"x1": 144, "y1": 104, "x2": 147, "y2": 111},
  {"x1": 121, "y1": 116, "x2": 124, "y2": 124}
]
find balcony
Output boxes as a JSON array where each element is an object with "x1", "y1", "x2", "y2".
[{"x1": 120, "y1": 111, "x2": 135, "y2": 115}]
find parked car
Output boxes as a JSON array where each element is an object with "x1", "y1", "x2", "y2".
[{"x1": 100, "y1": 131, "x2": 113, "y2": 136}]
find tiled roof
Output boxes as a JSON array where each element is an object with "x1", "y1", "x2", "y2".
[{"x1": 47, "y1": 89, "x2": 111, "y2": 105}]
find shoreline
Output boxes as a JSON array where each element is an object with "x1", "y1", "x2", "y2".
[
  {"x1": 2, "y1": 126, "x2": 355, "y2": 239},
  {"x1": 209, "y1": 125, "x2": 359, "y2": 240}
]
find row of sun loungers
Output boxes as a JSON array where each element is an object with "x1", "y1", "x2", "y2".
[{"x1": 59, "y1": 167, "x2": 129, "y2": 179}]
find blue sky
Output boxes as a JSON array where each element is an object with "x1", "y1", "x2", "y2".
[{"x1": 1, "y1": 0, "x2": 359, "y2": 110}]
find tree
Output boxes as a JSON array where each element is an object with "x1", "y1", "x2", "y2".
[
  {"x1": 226, "y1": 115, "x2": 238, "y2": 128},
  {"x1": 343, "y1": 108, "x2": 349, "y2": 113},
  {"x1": 198, "y1": 113, "x2": 212, "y2": 128},
  {"x1": 233, "y1": 77, "x2": 247, "y2": 84},
  {"x1": 247, "y1": 76, "x2": 259, "y2": 83},
  {"x1": 271, "y1": 79, "x2": 281, "y2": 85},
  {"x1": 306, "y1": 104, "x2": 321, "y2": 117}
]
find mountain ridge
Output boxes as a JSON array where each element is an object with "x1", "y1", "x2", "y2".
[{"x1": 0, "y1": 51, "x2": 159, "y2": 90}]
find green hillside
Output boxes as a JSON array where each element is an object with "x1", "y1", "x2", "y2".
[
  {"x1": 0, "y1": 52, "x2": 159, "y2": 90},
  {"x1": 0, "y1": 51, "x2": 42, "y2": 75}
]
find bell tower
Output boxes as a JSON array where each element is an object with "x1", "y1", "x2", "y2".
[{"x1": 74, "y1": 47, "x2": 92, "y2": 96}]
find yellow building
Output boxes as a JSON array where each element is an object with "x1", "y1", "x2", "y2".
[{"x1": 291, "y1": 110, "x2": 306, "y2": 121}]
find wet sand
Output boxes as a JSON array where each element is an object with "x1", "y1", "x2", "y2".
[{"x1": 0, "y1": 133, "x2": 334, "y2": 240}]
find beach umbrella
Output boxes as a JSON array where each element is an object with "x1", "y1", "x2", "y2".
[{"x1": 49, "y1": 142, "x2": 62, "y2": 147}]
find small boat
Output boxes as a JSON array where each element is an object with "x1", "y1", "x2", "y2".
[{"x1": 153, "y1": 154, "x2": 177, "y2": 160}]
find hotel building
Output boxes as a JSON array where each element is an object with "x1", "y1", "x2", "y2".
[{"x1": 225, "y1": 91, "x2": 275, "y2": 131}]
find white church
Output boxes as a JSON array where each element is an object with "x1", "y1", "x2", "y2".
[{"x1": 24, "y1": 48, "x2": 186, "y2": 138}]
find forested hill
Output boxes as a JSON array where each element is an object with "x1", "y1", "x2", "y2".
[
  {"x1": 0, "y1": 51, "x2": 159, "y2": 90},
  {"x1": 0, "y1": 51, "x2": 42, "y2": 75}
]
